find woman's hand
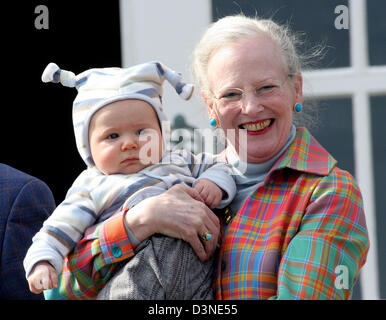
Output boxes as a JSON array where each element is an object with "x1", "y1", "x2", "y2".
[{"x1": 124, "y1": 184, "x2": 220, "y2": 262}]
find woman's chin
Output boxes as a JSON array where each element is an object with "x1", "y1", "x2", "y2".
[{"x1": 241, "y1": 137, "x2": 281, "y2": 163}]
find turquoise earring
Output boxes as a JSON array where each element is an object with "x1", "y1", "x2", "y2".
[
  {"x1": 293, "y1": 103, "x2": 303, "y2": 113},
  {"x1": 209, "y1": 118, "x2": 217, "y2": 127}
]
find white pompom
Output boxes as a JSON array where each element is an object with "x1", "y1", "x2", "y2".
[
  {"x1": 41, "y1": 62, "x2": 60, "y2": 83},
  {"x1": 60, "y1": 70, "x2": 77, "y2": 87},
  {"x1": 41, "y1": 62, "x2": 76, "y2": 87},
  {"x1": 179, "y1": 83, "x2": 194, "y2": 100}
]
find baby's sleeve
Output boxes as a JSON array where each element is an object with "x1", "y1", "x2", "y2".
[{"x1": 24, "y1": 169, "x2": 99, "y2": 276}]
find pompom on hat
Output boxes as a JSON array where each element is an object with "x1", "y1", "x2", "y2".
[{"x1": 42, "y1": 61, "x2": 194, "y2": 167}]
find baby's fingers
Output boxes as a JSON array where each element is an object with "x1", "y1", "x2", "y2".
[
  {"x1": 29, "y1": 277, "x2": 44, "y2": 294},
  {"x1": 42, "y1": 275, "x2": 50, "y2": 290},
  {"x1": 50, "y1": 269, "x2": 58, "y2": 289},
  {"x1": 206, "y1": 190, "x2": 223, "y2": 209},
  {"x1": 213, "y1": 190, "x2": 223, "y2": 208}
]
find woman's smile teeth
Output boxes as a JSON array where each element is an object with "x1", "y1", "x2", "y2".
[{"x1": 242, "y1": 119, "x2": 272, "y2": 131}]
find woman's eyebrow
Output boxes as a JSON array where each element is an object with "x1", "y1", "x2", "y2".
[{"x1": 217, "y1": 77, "x2": 278, "y2": 92}]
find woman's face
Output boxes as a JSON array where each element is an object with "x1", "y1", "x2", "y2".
[{"x1": 204, "y1": 35, "x2": 303, "y2": 163}]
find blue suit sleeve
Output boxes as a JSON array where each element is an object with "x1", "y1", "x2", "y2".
[{"x1": 0, "y1": 177, "x2": 56, "y2": 299}]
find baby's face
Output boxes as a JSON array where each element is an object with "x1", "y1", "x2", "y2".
[{"x1": 89, "y1": 99, "x2": 163, "y2": 175}]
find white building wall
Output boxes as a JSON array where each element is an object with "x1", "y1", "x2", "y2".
[{"x1": 120, "y1": 0, "x2": 212, "y2": 129}]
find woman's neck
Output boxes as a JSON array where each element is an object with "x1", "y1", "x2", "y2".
[
  {"x1": 227, "y1": 124, "x2": 296, "y2": 178},
  {"x1": 225, "y1": 125, "x2": 297, "y2": 214}
]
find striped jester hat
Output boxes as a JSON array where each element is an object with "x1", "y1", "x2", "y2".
[{"x1": 41, "y1": 61, "x2": 194, "y2": 167}]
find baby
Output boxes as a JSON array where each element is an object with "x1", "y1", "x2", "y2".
[{"x1": 24, "y1": 61, "x2": 236, "y2": 299}]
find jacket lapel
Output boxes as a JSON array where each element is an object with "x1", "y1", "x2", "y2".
[{"x1": 266, "y1": 127, "x2": 337, "y2": 182}]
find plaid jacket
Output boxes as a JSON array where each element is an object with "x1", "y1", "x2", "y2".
[
  {"x1": 215, "y1": 128, "x2": 369, "y2": 299},
  {"x1": 45, "y1": 128, "x2": 369, "y2": 299}
]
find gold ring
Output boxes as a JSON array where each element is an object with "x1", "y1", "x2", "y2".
[{"x1": 201, "y1": 232, "x2": 212, "y2": 241}]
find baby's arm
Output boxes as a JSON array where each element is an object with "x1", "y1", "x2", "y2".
[
  {"x1": 24, "y1": 190, "x2": 97, "y2": 280},
  {"x1": 194, "y1": 178, "x2": 224, "y2": 209},
  {"x1": 23, "y1": 169, "x2": 100, "y2": 290},
  {"x1": 27, "y1": 261, "x2": 57, "y2": 294}
]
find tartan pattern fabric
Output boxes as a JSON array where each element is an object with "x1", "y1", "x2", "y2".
[
  {"x1": 44, "y1": 210, "x2": 136, "y2": 299},
  {"x1": 46, "y1": 128, "x2": 369, "y2": 299},
  {"x1": 215, "y1": 128, "x2": 369, "y2": 299}
]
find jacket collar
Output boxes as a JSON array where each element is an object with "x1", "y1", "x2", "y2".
[{"x1": 268, "y1": 127, "x2": 337, "y2": 178}]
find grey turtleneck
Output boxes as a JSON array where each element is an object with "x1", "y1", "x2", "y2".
[{"x1": 227, "y1": 124, "x2": 296, "y2": 214}]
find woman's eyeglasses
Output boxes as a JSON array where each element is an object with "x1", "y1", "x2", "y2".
[{"x1": 211, "y1": 76, "x2": 292, "y2": 110}]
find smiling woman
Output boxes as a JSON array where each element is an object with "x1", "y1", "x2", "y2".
[
  {"x1": 201, "y1": 32, "x2": 302, "y2": 163},
  {"x1": 191, "y1": 14, "x2": 369, "y2": 299},
  {"x1": 48, "y1": 14, "x2": 369, "y2": 301}
]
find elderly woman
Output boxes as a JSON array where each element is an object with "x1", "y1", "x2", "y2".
[{"x1": 49, "y1": 15, "x2": 369, "y2": 300}]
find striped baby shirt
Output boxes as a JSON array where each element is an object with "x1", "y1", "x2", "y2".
[{"x1": 24, "y1": 150, "x2": 236, "y2": 279}]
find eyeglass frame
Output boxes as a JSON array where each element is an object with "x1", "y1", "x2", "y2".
[{"x1": 210, "y1": 73, "x2": 295, "y2": 110}]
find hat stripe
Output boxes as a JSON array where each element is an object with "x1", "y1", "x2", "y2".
[
  {"x1": 73, "y1": 120, "x2": 85, "y2": 129},
  {"x1": 73, "y1": 98, "x2": 102, "y2": 110},
  {"x1": 76, "y1": 70, "x2": 119, "y2": 87},
  {"x1": 84, "y1": 156, "x2": 94, "y2": 166},
  {"x1": 75, "y1": 77, "x2": 87, "y2": 87},
  {"x1": 73, "y1": 89, "x2": 160, "y2": 113},
  {"x1": 53, "y1": 69, "x2": 61, "y2": 83},
  {"x1": 155, "y1": 62, "x2": 165, "y2": 77},
  {"x1": 175, "y1": 83, "x2": 184, "y2": 95},
  {"x1": 135, "y1": 88, "x2": 159, "y2": 98}
]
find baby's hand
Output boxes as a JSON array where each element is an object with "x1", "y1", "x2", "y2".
[
  {"x1": 194, "y1": 179, "x2": 224, "y2": 209},
  {"x1": 27, "y1": 261, "x2": 58, "y2": 294}
]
